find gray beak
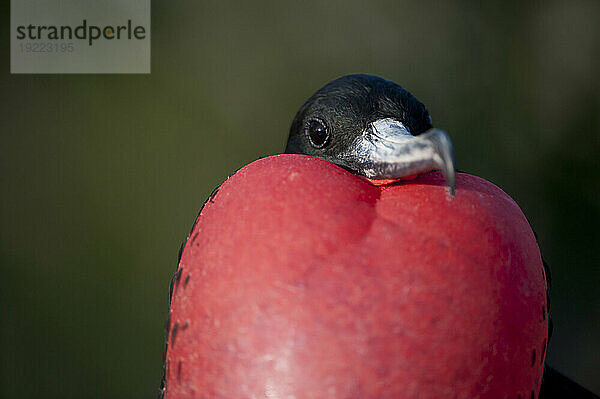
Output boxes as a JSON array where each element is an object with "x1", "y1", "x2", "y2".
[{"x1": 338, "y1": 118, "x2": 456, "y2": 195}]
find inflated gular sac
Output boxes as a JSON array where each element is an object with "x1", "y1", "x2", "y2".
[{"x1": 163, "y1": 154, "x2": 547, "y2": 399}]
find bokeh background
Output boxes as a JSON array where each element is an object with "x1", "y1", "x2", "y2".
[{"x1": 1, "y1": 1, "x2": 598, "y2": 398}]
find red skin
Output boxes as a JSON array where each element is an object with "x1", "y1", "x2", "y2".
[{"x1": 165, "y1": 154, "x2": 548, "y2": 399}]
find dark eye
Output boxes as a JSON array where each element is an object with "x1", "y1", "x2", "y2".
[{"x1": 306, "y1": 119, "x2": 329, "y2": 148}]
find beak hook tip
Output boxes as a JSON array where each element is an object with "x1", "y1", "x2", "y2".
[
  {"x1": 445, "y1": 170, "x2": 456, "y2": 198},
  {"x1": 449, "y1": 183, "x2": 456, "y2": 197}
]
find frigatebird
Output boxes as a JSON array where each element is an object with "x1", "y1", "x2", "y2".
[{"x1": 160, "y1": 74, "x2": 598, "y2": 399}]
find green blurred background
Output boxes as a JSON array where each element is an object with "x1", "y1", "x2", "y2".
[{"x1": 1, "y1": 1, "x2": 598, "y2": 397}]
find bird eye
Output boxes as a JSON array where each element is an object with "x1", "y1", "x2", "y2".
[{"x1": 306, "y1": 119, "x2": 329, "y2": 148}]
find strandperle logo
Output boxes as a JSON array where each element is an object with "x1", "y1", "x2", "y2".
[
  {"x1": 11, "y1": 0, "x2": 150, "y2": 74},
  {"x1": 15, "y1": 19, "x2": 147, "y2": 46}
]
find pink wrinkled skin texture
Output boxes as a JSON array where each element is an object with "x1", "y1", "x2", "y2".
[{"x1": 165, "y1": 154, "x2": 548, "y2": 399}]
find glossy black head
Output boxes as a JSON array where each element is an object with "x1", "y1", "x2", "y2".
[
  {"x1": 285, "y1": 74, "x2": 455, "y2": 194},
  {"x1": 286, "y1": 74, "x2": 432, "y2": 159}
]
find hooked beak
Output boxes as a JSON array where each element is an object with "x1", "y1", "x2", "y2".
[{"x1": 338, "y1": 118, "x2": 456, "y2": 195}]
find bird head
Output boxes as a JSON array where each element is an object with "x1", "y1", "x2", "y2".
[{"x1": 286, "y1": 74, "x2": 456, "y2": 195}]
